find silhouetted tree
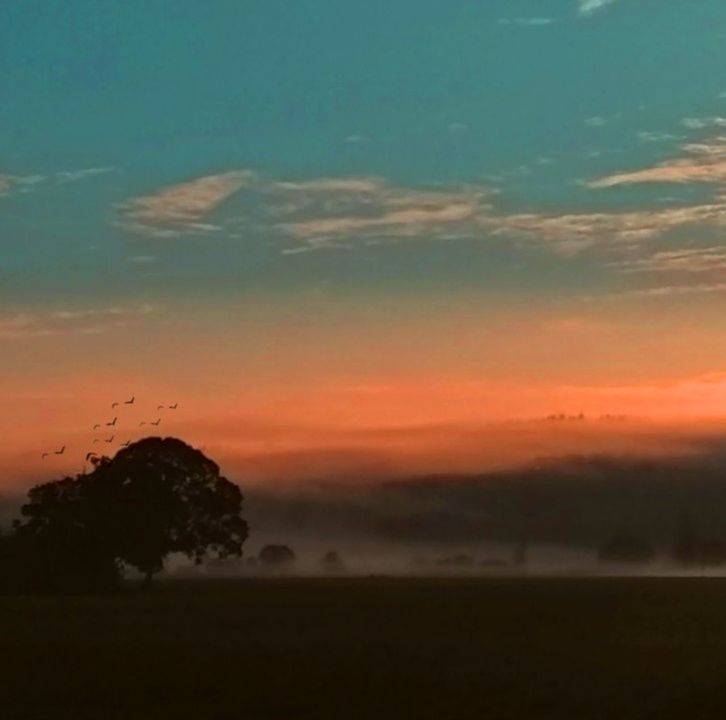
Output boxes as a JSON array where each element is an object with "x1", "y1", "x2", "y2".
[
  {"x1": 513, "y1": 538, "x2": 529, "y2": 567},
  {"x1": 696, "y1": 539, "x2": 726, "y2": 567},
  {"x1": 321, "y1": 550, "x2": 345, "y2": 574},
  {"x1": 674, "y1": 512, "x2": 696, "y2": 567},
  {"x1": 259, "y1": 544, "x2": 296, "y2": 568},
  {"x1": 598, "y1": 535, "x2": 655, "y2": 564},
  {"x1": 14, "y1": 437, "x2": 247, "y2": 590},
  {"x1": 435, "y1": 554, "x2": 475, "y2": 568}
]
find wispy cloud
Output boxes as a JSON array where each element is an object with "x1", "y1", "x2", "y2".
[
  {"x1": 121, "y1": 171, "x2": 252, "y2": 237},
  {"x1": 128, "y1": 255, "x2": 157, "y2": 265},
  {"x1": 578, "y1": 0, "x2": 619, "y2": 17},
  {"x1": 0, "y1": 304, "x2": 159, "y2": 341},
  {"x1": 490, "y1": 202, "x2": 726, "y2": 251},
  {"x1": 120, "y1": 167, "x2": 726, "y2": 278},
  {"x1": 56, "y1": 166, "x2": 116, "y2": 184},
  {"x1": 585, "y1": 116, "x2": 607, "y2": 127},
  {"x1": 613, "y1": 247, "x2": 726, "y2": 274},
  {"x1": 637, "y1": 131, "x2": 681, "y2": 144},
  {"x1": 682, "y1": 117, "x2": 726, "y2": 130},
  {"x1": 267, "y1": 173, "x2": 726, "y2": 258},
  {"x1": 0, "y1": 166, "x2": 117, "y2": 198},
  {"x1": 590, "y1": 138, "x2": 726, "y2": 187},
  {"x1": 597, "y1": 283, "x2": 726, "y2": 301},
  {"x1": 498, "y1": 17, "x2": 553, "y2": 27}
]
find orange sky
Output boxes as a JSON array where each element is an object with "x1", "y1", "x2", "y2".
[{"x1": 4, "y1": 293, "x2": 726, "y2": 490}]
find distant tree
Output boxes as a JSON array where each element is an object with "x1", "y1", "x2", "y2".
[
  {"x1": 14, "y1": 437, "x2": 248, "y2": 590},
  {"x1": 479, "y1": 558, "x2": 507, "y2": 569},
  {"x1": 513, "y1": 538, "x2": 528, "y2": 567},
  {"x1": 259, "y1": 544, "x2": 296, "y2": 568},
  {"x1": 696, "y1": 539, "x2": 726, "y2": 567},
  {"x1": 321, "y1": 551, "x2": 345, "y2": 573},
  {"x1": 674, "y1": 512, "x2": 696, "y2": 567},
  {"x1": 435, "y1": 554, "x2": 475, "y2": 568},
  {"x1": 671, "y1": 513, "x2": 726, "y2": 568},
  {"x1": 598, "y1": 535, "x2": 655, "y2": 565}
]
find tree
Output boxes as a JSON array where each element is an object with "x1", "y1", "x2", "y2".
[
  {"x1": 15, "y1": 437, "x2": 248, "y2": 590},
  {"x1": 597, "y1": 535, "x2": 655, "y2": 565},
  {"x1": 258, "y1": 544, "x2": 296, "y2": 569},
  {"x1": 321, "y1": 551, "x2": 345, "y2": 574},
  {"x1": 674, "y1": 512, "x2": 696, "y2": 567}
]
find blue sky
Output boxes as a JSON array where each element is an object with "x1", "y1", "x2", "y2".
[{"x1": 2, "y1": 0, "x2": 726, "y2": 306}]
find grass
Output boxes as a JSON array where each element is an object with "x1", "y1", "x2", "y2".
[{"x1": 2, "y1": 577, "x2": 726, "y2": 719}]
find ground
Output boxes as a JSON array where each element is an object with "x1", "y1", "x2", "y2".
[{"x1": 2, "y1": 577, "x2": 726, "y2": 719}]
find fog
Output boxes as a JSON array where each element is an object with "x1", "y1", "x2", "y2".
[
  {"x1": 9, "y1": 428, "x2": 726, "y2": 578},
  {"x1": 175, "y1": 434, "x2": 726, "y2": 577}
]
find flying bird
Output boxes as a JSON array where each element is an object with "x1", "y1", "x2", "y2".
[
  {"x1": 168, "y1": 403, "x2": 178, "y2": 410},
  {"x1": 54, "y1": 446, "x2": 65, "y2": 455},
  {"x1": 106, "y1": 417, "x2": 117, "y2": 426},
  {"x1": 157, "y1": 405, "x2": 165, "y2": 410},
  {"x1": 151, "y1": 419, "x2": 161, "y2": 426},
  {"x1": 139, "y1": 421, "x2": 146, "y2": 426},
  {"x1": 93, "y1": 438, "x2": 101, "y2": 444},
  {"x1": 85, "y1": 452, "x2": 97, "y2": 461},
  {"x1": 121, "y1": 440, "x2": 131, "y2": 448},
  {"x1": 125, "y1": 396, "x2": 135, "y2": 405},
  {"x1": 111, "y1": 402, "x2": 119, "y2": 408},
  {"x1": 105, "y1": 436, "x2": 115, "y2": 443},
  {"x1": 41, "y1": 452, "x2": 49, "y2": 459},
  {"x1": 93, "y1": 424, "x2": 101, "y2": 430}
]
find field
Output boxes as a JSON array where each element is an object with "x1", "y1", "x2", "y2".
[{"x1": 3, "y1": 577, "x2": 726, "y2": 719}]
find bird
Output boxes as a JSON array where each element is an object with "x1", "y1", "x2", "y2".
[
  {"x1": 157, "y1": 405, "x2": 165, "y2": 411},
  {"x1": 106, "y1": 417, "x2": 117, "y2": 426},
  {"x1": 93, "y1": 424, "x2": 101, "y2": 430},
  {"x1": 121, "y1": 440, "x2": 131, "y2": 448},
  {"x1": 168, "y1": 403, "x2": 178, "y2": 410},
  {"x1": 139, "y1": 421, "x2": 146, "y2": 426},
  {"x1": 54, "y1": 446, "x2": 65, "y2": 455},
  {"x1": 105, "y1": 436, "x2": 115, "y2": 443},
  {"x1": 85, "y1": 452, "x2": 97, "y2": 461},
  {"x1": 125, "y1": 396, "x2": 135, "y2": 405},
  {"x1": 151, "y1": 419, "x2": 161, "y2": 426},
  {"x1": 41, "y1": 452, "x2": 49, "y2": 459},
  {"x1": 93, "y1": 438, "x2": 101, "y2": 444},
  {"x1": 111, "y1": 402, "x2": 119, "y2": 409}
]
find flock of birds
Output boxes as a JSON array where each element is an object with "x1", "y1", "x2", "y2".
[{"x1": 41, "y1": 396, "x2": 180, "y2": 467}]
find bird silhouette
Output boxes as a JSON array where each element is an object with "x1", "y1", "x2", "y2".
[
  {"x1": 105, "y1": 436, "x2": 115, "y2": 443},
  {"x1": 41, "y1": 452, "x2": 49, "y2": 459},
  {"x1": 55, "y1": 446, "x2": 66, "y2": 455},
  {"x1": 93, "y1": 423, "x2": 101, "y2": 430},
  {"x1": 125, "y1": 396, "x2": 135, "y2": 405},
  {"x1": 151, "y1": 419, "x2": 161, "y2": 426},
  {"x1": 121, "y1": 440, "x2": 131, "y2": 448},
  {"x1": 93, "y1": 438, "x2": 101, "y2": 444},
  {"x1": 85, "y1": 452, "x2": 97, "y2": 461},
  {"x1": 157, "y1": 405, "x2": 165, "y2": 411},
  {"x1": 168, "y1": 403, "x2": 178, "y2": 410},
  {"x1": 111, "y1": 402, "x2": 119, "y2": 408},
  {"x1": 106, "y1": 417, "x2": 117, "y2": 426},
  {"x1": 139, "y1": 421, "x2": 146, "y2": 426}
]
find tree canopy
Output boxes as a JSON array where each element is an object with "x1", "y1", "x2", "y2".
[{"x1": 11, "y1": 437, "x2": 248, "y2": 591}]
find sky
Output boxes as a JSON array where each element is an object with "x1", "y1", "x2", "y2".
[{"x1": 3, "y1": 0, "x2": 726, "y2": 487}]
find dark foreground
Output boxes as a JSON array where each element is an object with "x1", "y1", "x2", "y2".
[{"x1": 3, "y1": 577, "x2": 726, "y2": 719}]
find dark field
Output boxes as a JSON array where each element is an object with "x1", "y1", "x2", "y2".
[{"x1": 4, "y1": 578, "x2": 726, "y2": 719}]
